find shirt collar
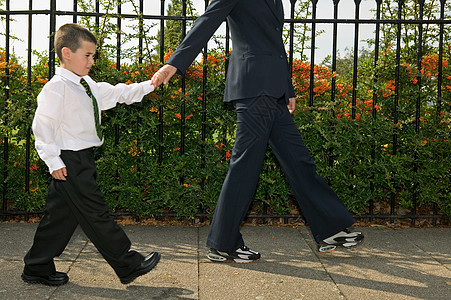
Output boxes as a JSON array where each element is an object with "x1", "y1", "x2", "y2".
[{"x1": 55, "y1": 67, "x2": 90, "y2": 85}]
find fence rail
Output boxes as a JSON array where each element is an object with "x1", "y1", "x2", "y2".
[{"x1": 1, "y1": 0, "x2": 450, "y2": 225}]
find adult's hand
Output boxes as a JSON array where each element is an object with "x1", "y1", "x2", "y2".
[
  {"x1": 52, "y1": 167, "x2": 67, "y2": 181},
  {"x1": 287, "y1": 97, "x2": 296, "y2": 114},
  {"x1": 151, "y1": 64, "x2": 177, "y2": 88}
]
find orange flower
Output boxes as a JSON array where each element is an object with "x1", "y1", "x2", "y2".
[
  {"x1": 37, "y1": 77, "x2": 49, "y2": 84},
  {"x1": 313, "y1": 79, "x2": 330, "y2": 96},
  {"x1": 422, "y1": 55, "x2": 439, "y2": 78},
  {"x1": 383, "y1": 80, "x2": 396, "y2": 97},
  {"x1": 164, "y1": 49, "x2": 174, "y2": 62},
  {"x1": 30, "y1": 164, "x2": 39, "y2": 173},
  {"x1": 225, "y1": 150, "x2": 231, "y2": 161},
  {"x1": 128, "y1": 140, "x2": 140, "y2": 157},
  {"x1": 386, "y1": 80, "x2": 396, "y2": 91},
  {"x1": 336, "y1": 113, "x2": 351, "y2": 119},
  {"x1": 206, "y1": 53, "x2": 222, "y2": 66}
]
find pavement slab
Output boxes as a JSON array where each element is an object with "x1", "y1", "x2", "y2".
[
  {"x1": 198, "y1": 226, "x2": 343, "y2": 300},
  {"x1": 53, "y1": 225, "x2": 198, "y2": 300},
  {"x1": 0, "y1": 223, "x2": 450, "y2": 300},
  {"x1": 298, "y1": 226, "x2": 451, "y2": 300},
  {"x1": 399, "y1": 228, "x2": 451, "y2": 268}
]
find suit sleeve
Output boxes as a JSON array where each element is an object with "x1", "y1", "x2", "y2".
[{"x1": 165, "y1": 0, "x2": 239, "y2": 74}]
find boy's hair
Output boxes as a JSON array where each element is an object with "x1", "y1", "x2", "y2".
[{"x1": 54, "y1": 23, "x2": 97, "y2": 61}]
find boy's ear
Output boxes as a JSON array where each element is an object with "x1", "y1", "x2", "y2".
[{"x1": 61, "y1": 47, "x2": 71, "y2": 61}]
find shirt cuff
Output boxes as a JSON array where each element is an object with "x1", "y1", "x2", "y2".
[
  {"x1": 140, "y1": 81, "x2": 155, "y2": 94},
  {"x1": 46, "y1": 156, "x2": 66, "y2": 174}
]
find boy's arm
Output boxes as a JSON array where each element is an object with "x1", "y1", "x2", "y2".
[
  {"x1": 32, "y1": 114, "x2": 66, "y2": 174},
  {"x1": 32, "y1": 87, "x2": 66, "y2": 175},
  {"x1": 91, "y1": 79, "x2": 154, "y2": 111}
]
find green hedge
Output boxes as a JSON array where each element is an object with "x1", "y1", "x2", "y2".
[
  {"x1": 1, "y1": 0, "x2": 450, "y2": 219},
  {"x1": 1, "y1": 48, "x2": 450, "y2": 219}
]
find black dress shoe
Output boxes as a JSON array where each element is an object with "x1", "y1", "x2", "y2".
[
  {"x1": 21, "y1": 271, "x2": 69, "y2": 286},
  {"x1": 120, "y1": 252, "x2": 161, "y2": 284}
]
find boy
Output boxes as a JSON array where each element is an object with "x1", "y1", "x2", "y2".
[{"x1": 22, "y1": 23, "x2": 160, "y2": 286}]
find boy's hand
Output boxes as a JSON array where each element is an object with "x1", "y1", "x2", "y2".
[
  {"x1": 151, "y1": 64, "x2": 177, "y2": 88},
  {"x1": 52, "y1": 167, "x2": 67, "y2": 181}
]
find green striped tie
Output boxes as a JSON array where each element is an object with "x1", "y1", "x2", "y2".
[{"x1": 80, "y1": 78, "x2": 103, "y2": 140}]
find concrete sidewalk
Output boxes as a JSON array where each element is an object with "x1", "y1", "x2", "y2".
[{"x1": 0, "y1": 223, "x2": 450, "y2": 300}]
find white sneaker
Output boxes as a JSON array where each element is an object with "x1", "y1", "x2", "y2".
[
  {"x1": 207, "y1": 246, "x2": 261, "y2": 263},
  {"x1": 318, "y1": 229, "x2": 364, "y2": 253}
]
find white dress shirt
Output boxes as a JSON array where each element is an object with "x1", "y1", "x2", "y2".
[{"x1": 32, "y1": 67, "x2": 154, "y2": 173}]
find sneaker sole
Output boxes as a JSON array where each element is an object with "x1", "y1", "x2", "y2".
[
  {"x1": 318, "y1": 244, "x2": 337, "y2": 253},
  {"x1": 232, "y1": 258, "x2": 260, "y2": 264},
  {"x1": 207, "y1": 252, "x2": 228, "y2": 262}
]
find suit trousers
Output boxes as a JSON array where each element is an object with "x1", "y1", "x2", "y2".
[
  {"x1": 23, "y1": 148, "x2": 143, "y2": 278},
  {"x1": 206, "y1": 95, "x2": 354, "y2": 252}
]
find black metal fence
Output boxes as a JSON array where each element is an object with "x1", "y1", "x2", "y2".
[{"x1": 1, "y1": 0, "x2": 450, "y2": 224}]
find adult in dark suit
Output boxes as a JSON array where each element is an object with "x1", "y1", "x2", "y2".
[{"x1": 151, "y1": 0, "x2": 364, "y2": 262}]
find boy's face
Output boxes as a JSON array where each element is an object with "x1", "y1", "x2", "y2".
[{"x1": 61, "y1": 40, "x2": 96, "y2": 77}]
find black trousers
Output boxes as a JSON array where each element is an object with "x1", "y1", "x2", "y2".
[
  {"x1": 206, "y1": 96, "x2": 354, "y2": 252},
  {"x1": 24, "y1": 148, "x2": 143, "y2": 278}
]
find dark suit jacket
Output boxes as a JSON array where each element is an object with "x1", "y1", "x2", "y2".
[{"x1": 166, "y1": 0, "x2": 295, "y2": 103}]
